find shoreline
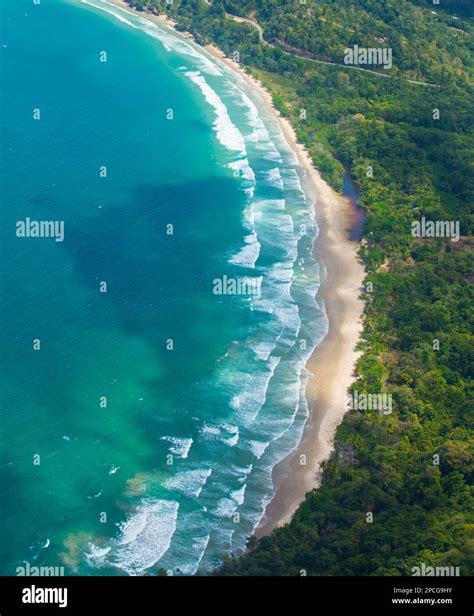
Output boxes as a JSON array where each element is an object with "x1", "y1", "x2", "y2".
[
  {"x1": 198, "y1": 45, "x2": 366, "y2": 534},
  {"x1": 103, "y1": 0, "x2": 366, "y2": 537}
]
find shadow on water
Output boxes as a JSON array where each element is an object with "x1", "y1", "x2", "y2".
[{"x1": 62, "y1": 176, "x2": 254, "y2": 381}]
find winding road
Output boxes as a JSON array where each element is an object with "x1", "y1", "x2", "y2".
[{"x1": 223, "y1": 10, "x2": 439, "y2": 88}]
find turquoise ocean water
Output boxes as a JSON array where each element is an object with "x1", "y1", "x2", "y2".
[{"x1": 0, "y1": 0, "x2": 327, "y2": 574}]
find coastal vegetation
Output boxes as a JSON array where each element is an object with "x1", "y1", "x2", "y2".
[{"x1": 126, "y1": 0, "x2": 473, "y2": 575}]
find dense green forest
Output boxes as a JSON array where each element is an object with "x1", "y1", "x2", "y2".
[{"x1": 126, "y1": 0, "x2": 473, "y2": 575}]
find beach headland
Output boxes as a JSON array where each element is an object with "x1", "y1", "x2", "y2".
[{"x1": 106, "y1": 0, "x2": 366, "y2": 535}]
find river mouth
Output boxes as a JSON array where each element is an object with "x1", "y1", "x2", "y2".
[{"x1": 342, "y1": 169, "x2": 366, "y2": 241}]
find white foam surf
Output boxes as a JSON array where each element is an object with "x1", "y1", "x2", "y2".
[
  {"x1": 111, "y1": 499, "x2": 179, "y2": 575},
  {"x1": 80, "y1": 0, "x2": 138, "y2": 27},
  {"x1": 164, "y1": 469, "x2": 213, "y2": 498},
  {"x1": 160, "y1": 436, "x2": 193, "y2": 459}
]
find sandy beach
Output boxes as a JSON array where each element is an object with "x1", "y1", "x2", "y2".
[{"x1": 106, "y1": 0, "x2": 366, "y2": 534}]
